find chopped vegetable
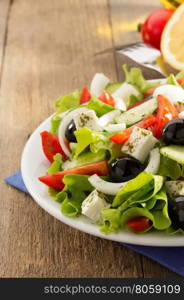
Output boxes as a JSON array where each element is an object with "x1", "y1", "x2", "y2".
[
  {"x1": 39, "y1": 161, "x2": 109, "y2": 191},
  {"x1": 40, "y1": 131, "x2": 67, "y2": 163},
  {"x1": 110, "y1": 115, "x2": 157, "y2": 144}
]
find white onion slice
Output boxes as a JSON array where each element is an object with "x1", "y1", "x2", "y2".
[
  {"x1": 58, "y1": 107, "x2": 93, "y2": 157},
  {"x1": 144, "y1": 148, "x2": 160, "y2": 175},
  {"x1": 98, "y1": 110, "x2": 121, "y2": 127},
  {"x1": 88, "y1": 174, "x2": 127, "y2": 195},
  {"x1": 112, "y1": 83, "x2": 141, "y2": 106},
  {"x1": 90, "y1": 73, "x2": 110, "y2": 97},
  {"x1": 179, "y1": 111, "x2": 184, "y2": 119},
  {"x1": 113, "y1": 96, "x2": 127, "y2": 111},
  {"x1": 153, "y1": 85, "x2": 184, "y2": 107}
]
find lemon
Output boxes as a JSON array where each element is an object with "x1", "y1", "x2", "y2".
[
  {"x1": 160, "y1": 0, "x2": 184, "y2": 9},
  {"x1": 161, "y1": 4, "x2": 184, "y2": 70}
]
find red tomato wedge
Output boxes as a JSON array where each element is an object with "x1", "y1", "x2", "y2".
[
  {"x1": 40, "y1": 131, "x2": 68, "y2": 163},
  {"x1": 98, "y1": 91, "x2": 115, "y2": 107},
  {"x1": 127, "y1": 217, "x2": 152, "y2": 232},
  {"x1": 143, "y1": 86, "x2": 159, "y2": 98},
  {"x1": 177, "y1": 78, "x2": 184, "y2": 85},
  {"x1": 153, "y1": 95, "x2": 178, "y2": 139},
  {"x1": 80, "y1": 87, "x2": 91, "y2": 104},
  {"x1": 110, "y1": 115, "x2": 157, "y2": 144},
  {"x1": 39, "y1": 161, "x2": 109, "y2": 191}
]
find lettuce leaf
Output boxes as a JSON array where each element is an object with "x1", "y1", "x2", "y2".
[
  {"x1": 118, "y1": 175, "x2": 164, "y2": 212},
  {"x1": 56, "y1": 174, "x2": 94, "y2": 217},
  {"x1": 73, "y1": 127, "x2": 122, "y2": 162},
  {"x1": 121, "y1": 188, "x2": 171, "y2": 232},
  {"x1": 87, "y1": 97, "x2": 115, "y2": 116},
  {"x1": 122, "y1": 64, "x2": 160, "y2": 93},
  {"x1": 55, "y1": 90, "x2": 80, "y2": 112},
  {"x1": 158, "y1": 155, "x2": 183, "y2": 180},
  {"x1": 100, "y1": 209, "x2": 122, "y2": 234},
  {"x1": 47, "y1": 153, "x2": 63, "y2": 174},
  {"x1": 112, "y1": 172, "x2": 154, "y2": 208},
  {"x1": 50, "y1": 114, "x2": 62, "y2": 134},
  {"x1": 166, "y1": 74, "x2": 179, "y2": 86}
]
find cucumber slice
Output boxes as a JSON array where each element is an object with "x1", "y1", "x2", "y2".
[
  {"x1": 106, "y1": 82, "x2": 122, "y2": 94},
  {"x1": 160, "y1": 145, "x2": 184, "y2": 164},
  {"x1": 116, "y1": 98, "x2": 157, "y2": 126}
]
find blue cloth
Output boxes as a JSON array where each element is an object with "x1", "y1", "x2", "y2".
[{"x1": 4, "y1": 172, "x2": 184, "y2": 277}]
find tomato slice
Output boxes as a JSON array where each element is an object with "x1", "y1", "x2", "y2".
[
  {"x1": 80, "y1": 87, "x2": 91, "y2": 104},
  {"x1": 177, "y1": 78, "x2": 184, "y2": 85},
  {"x1": 40, "y1": 131, "x2": 68, "y2": 163},
  {"x1": 143, "y1": 86, "x2": 159, "y2": 98},
  {"x1": 110, "y1": 115, "x2": 157, "y2": 144},
  {"x1": 98, "y1": 91, "x2": 115, "y2": 107},
  {"x1": 39, "y1": 161, "x2": 109, "y2": 191},
  {"x1": 153, "y1": 95, "x2": 178, "y2": 139},
  {"x1": 127, "y1": 217, "x2": 151, "y2": 232}
]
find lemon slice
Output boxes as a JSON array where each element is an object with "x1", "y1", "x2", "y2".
[{"x1": 161, "y1": 3, "x2": 184, "y2": 70}]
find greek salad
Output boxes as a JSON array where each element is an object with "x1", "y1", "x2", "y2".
[{"x1": 39, "y1": 65, "x2": 184, "y2": 235}]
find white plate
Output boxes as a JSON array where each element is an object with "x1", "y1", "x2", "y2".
[{"x1": 21, "y1": 116, "x2": 184, "y2": 247}]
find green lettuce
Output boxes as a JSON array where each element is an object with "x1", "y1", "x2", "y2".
[
  {"x1": 50, "y1": 90, "x2": 80, "y2": 134},
  {"x1": 158, "y1": 155, "x2": 184, "y2": 180},
  {"x1": 87, "y1": 97, "x2": 115, "y2": 116},
  {"x1": 118, "y1": 175, "x2": 164, "y2": 212},
  {"x1": 128, "y1": 94, "x2": 140, "y2": 107},
  {"x1": 50, "y1": 114, "x2": 62, "y2": 134},
  {"x1": 56, "y1": 174, "x2": 94, "y2": 217},
  {"x1": 123, "y1": 64, "x2": 160, "y2": 93},
  {"x1": 100, "y1": 209, "x2": 122, "y2": 234},
  {"x1": 99, "y1": 172, "x2": 171, "y2": 234},
  {"x1": 121, "y1": 188, "x2": 171, "y2": 232},
  {"x1": 55, "y1": 90, "x2": 80, "y2": 112},
  {"x1": 47, "y1": 153, "x2": 63, "y2": 174},
  {"x1": 166, "y1": 74, "x2": 179, "y2": 86},
  {"x1": 112, "y1": 172, "x2": 154, "y2": 208},
  {"x1": 47, "y1": 154, "x2": 63, "y2": 198},
  {"x1": 74, "y1": 127, "x2": 121, "y2": 161}
]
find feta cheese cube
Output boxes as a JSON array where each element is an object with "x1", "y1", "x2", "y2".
[
  {"x1": 165, "y1": 181, "x2": 184, "y2": 197},
  {"x1": 81, "y1": 190, "x2": 109, "y2": 222},
  {"x1": 121, "y1": 127, "x2": 158, "y2": 163},
  {"x1": 74, "y1": 110, "x2": 101, "y2": 131}
]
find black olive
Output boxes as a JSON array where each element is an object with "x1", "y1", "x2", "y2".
[
  {"x1": 109, "y1": 157, "x2": 144, "y2": 183},
  {"x1": 65, "y1": 120, "x2": 77, "y2": 143},
  {"x1": 174, "y1": 196, "x2": 184, "y2": 224},
  {"x1": 162, "y1": 118, "x2": 184, "y2": 145}
]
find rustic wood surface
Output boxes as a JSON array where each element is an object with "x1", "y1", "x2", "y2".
[{"x1": 0, "y1": 0, "x2": 181, "y2": 278}]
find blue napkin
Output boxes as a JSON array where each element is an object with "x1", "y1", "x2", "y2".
[{"x1": 5, "y1": 172, "x2": 184, "y2": 277}]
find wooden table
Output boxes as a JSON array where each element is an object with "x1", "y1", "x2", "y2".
[{"x1": 0, "y1": 0, "x2": 181, "y2": 278}]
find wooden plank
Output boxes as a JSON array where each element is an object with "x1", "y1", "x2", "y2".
[
  {"x1": 109, "y1": 0, "x2": 181, "y2": 278},
  {"x1": 0, "y1": 0, "x2": 142, "y2": 277},
  {"x1": 0, "y1": 0, "x2": 10, "y2": 76}
]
